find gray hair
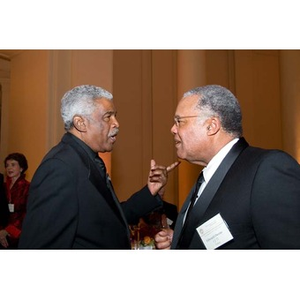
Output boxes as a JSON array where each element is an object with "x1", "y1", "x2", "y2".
[
  {"x1": 183, "y1": 85, "x2": 243, "y2": 137},
  {"x1": 61, "y1": 85, "x2": 113, "y2": 131}
]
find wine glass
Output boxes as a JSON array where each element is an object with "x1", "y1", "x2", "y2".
[
  {"x1": 129, "y1": 224, "x2": 140, "y2": 250},
  {"x1": 160, "y1": 213, "x2": 170, "y2": 230}
]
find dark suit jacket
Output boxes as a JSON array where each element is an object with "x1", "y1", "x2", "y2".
[
  {"x1": 0, "y1": 173, "x2": 9, "y2": 228},
  {"x1": 19, "y1": 133, "x2": 162, "y2": 249},
  {"x1": 172, "y1": 138, "x2": 300, "y2": 249}
]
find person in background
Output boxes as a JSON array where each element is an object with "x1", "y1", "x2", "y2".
[
  {"x1": 0, "y1": 153, "x2": 30, "y2": 248},
  {"x1": 162, "y1": 201, "x2": 178, "y2": 229},
  {"x1": 128, "y1": 186, "x2": 178, "y2": 249},
  {"x1": 19, "y1": 85, "x2": 179, "y2": 249},
  {"x1": 155, "y1": 84, "x2": 300, "y2": 249},
  {"x1": 142, "y1": 187, "x2": 178, "y2": 230}
]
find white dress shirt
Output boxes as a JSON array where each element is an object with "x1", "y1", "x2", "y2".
[
  {"x1": 195, "y1": 138, "x2": 239, "y2": 204},
  {"x1": 183, "y1": 138, "x2": 239, "y2": 225}
]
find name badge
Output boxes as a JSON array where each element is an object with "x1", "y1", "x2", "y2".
[
  {"x1": 8, "y1": 203, "x2": 14, "y2": 213},
  {"x1": 196, "y1": 213, "x2": 233, "y2": 249},
  {"x1": 167, "y1": 218, "x2": 173, "y2": 226}
]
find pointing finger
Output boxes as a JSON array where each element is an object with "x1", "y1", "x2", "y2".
[{"x1": 166, "y1": 161, "x2": 181, "y2": 173}]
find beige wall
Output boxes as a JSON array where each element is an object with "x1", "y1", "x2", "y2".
[
  {"x1": 0, "y1": 50, "x2": 113, "y2": 178},
  {"x1": 235, "y1": 50, "x2": 282, "y2": 149},
  {"x1": 0, "y1": 49, "x2": 299, "y2": 210},
  {"x1": 176, "y1": 50, "x2": 207, "y2": 208},
  {"x1": 280, "y1": 50, "x2": 300, "y2": 161},
  {"x1": 206, "y1": 50, "x2": 282, "y2": 148},
  {"x1": 112, "y1": 50, "x2": 179, "y2": 203},
  {"x1": 0, "y1": 57, "x2": 11, "y2": 165},
  {"x1": 8, "y1": 51, "x2": 49, "y2": 179}
]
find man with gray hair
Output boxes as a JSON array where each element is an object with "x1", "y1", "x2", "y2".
[
  {"x1": 19, "y1": 85, "x2": 178, "y2": 249},
  {"x1": 155, "y1": 84, "x2": 300, "y2": 249}
]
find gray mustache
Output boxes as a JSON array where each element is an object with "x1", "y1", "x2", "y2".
[{"x1": 109, "y1": 129, "x2": 119, "y2": 137}]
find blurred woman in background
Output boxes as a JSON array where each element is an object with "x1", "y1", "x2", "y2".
[{"x1": 0, "y1": 153, "x2": 30, "y2": 248}]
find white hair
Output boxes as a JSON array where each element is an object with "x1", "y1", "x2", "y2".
[{"x1": 61, "y1": 85, "x2": 113, "y2": 131}]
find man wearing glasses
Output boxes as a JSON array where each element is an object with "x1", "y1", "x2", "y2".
[{"x1": 155, "y1": 84, "x2": 300, "y2": 249}]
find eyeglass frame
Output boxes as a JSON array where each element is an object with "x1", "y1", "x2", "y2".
[{"x1": 173, "y1": 115, "x2": 203, "y2": 127}]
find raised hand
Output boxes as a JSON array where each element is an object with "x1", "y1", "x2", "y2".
[{"x1": 147, "y1": 159, "x2": 180, "y2": 196}]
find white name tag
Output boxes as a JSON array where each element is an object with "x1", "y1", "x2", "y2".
[
  {"x1": 167, "y1": 218, "x2": 173, "y2": 226},
  {"x1": 8, "y1": 203, "x2": 14, "y2": 213},
  {"x1": 196, "y1": 213, "x2": 233, "y2": 249}
]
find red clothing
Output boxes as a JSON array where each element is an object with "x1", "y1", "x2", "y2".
[{"x1": 4, "y1": 174, "x2": 30, "y2": 243}]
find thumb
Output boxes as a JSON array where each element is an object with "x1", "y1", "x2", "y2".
[{"x1": 150, "y1": 159, "x2": 156, "y2": 169}]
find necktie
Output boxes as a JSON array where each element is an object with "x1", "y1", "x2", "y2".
[
  {"x1": 95, "y1": 156, "x2": 107, "y2": 179},
  {"x1": 95, "y1": 156, "x2": 115, "y2": 193},
  {"x1": 176, "y1": 171, "x2": 204, "y2": 249},
  {"x1": 184, "y1": 171, "x2": 204, "y2": 224},
  {"x1": 176, "y1": 171, "x2": 204, "y2": 248},
  {"x1": 94, "y1": 156, "x2": 130, "y2": 237}
]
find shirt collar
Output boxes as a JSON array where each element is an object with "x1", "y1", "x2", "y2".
[
  {"x1": 68, "y1": 132, "x2": 99, "y2": 162},
  {"x1": 202, "y1": 138, "x2": 239, "y2": 183}
]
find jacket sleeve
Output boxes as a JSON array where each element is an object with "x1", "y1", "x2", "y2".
[
  {"x1": 121, "y1": 186, "x2": 163, "y2": 224},
  {"x1": 19, "y1": 158, "x2": 78, "y2": 248},
  {"x1": 251, "y1": 150, "x2": 300, "y2": 248}
]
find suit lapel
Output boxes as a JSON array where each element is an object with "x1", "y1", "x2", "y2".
[
  {"x1": 88, "y1": 162, "x2": 130, "y2": 236},
  {"x1": 63, "y1": 134, "x2": 129, "y2": 232},
  {"x1": 172, "y1": 188, "x2": 194, "y2": 247},
  {"x1": 173, "y1": 138, "x2": 248, "y2": 249}
]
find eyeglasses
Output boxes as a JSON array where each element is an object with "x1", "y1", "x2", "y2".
[{"x1": 173, "y1": 115, "x2": 201, "y2": 127}]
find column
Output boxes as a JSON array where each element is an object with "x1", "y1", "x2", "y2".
[
  {"x1": 177, "y1": 50, "x2": 207, "y2": 208},
  {"x1": 279, "y1": 51, "x2": 300, "y2": 162}
]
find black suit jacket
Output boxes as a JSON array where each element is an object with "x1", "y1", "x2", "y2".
[
  {"x1": 0, "y1": 173, "x2": 9, "y2": 227},
  {"x1": 19, "y1": 133, "x2": 162, "y2": 249},
  {"x1": 172, "y1": 138, "x2": 300, "y2": 249}
]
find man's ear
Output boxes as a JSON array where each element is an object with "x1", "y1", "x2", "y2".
[
  {"x1": 73, "y1": 115, "x2": 87, "y2": 132},
  {"x1": 206, "y1": 117, "x2": 220, "y2": 135}
]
